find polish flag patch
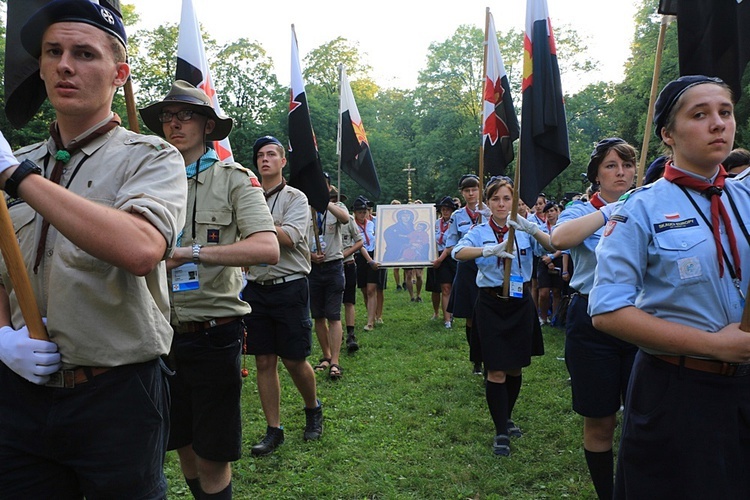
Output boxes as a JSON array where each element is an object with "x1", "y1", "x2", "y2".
[{"x1": 664, "y1": 212, "x2": 680, "y2": 219}]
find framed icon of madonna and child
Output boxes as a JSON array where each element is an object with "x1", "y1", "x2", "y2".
[{"x1": 374, "y1": 204, "x2": 437, "y2": 267}]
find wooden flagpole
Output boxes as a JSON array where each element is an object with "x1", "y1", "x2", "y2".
[
  {"x1": 477, "y1": 7, "x2": 491, "y2": 205},
  {"x1": 636, "y1": 15, "x2": 671, "y2": 187},
  {"x1": 336, "y1": 64, "x2": 344, "y2": 202},
  {"x1": 0, "y1": 196, "x2": 47, "y2": 340}
]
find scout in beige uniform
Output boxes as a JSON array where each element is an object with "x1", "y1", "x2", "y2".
[
  {"x1": 140, "y1": 81, "x2": 278, "y2": 499},
  {"x1": 243, "y1": 135, "x2": 323, "y2": 457},
  {"x1": 309, "y1": 190, "x2": 351, "y2": 379},
  {"x1": 0, "y1": 1, "x2": 186, "y2": 497}
]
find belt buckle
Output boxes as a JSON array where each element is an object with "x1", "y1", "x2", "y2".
[
  {"x1": 45, "y1": 369, "x2": 76, "y2": 388},
  {"x1": 208, "y1": 319, "x2": 217, "y2": 328},
  {"x1": 732, "y1": 363, "x2": 750, "y2": 377}
]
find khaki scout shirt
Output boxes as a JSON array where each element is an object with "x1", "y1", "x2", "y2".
[
  {"x1": 169, "y1": 157, "x2": 275, "y2": 323},
  {"x1": 341, "y1": 215, "x2": 363, "y2": 263},
  {"x1": 308, "y1": 202, "x2": 346, "y2": 262},
  {"x1": 246, "y1": 183, "x2": 311, "y2": 282},
  {"x1": 0, "y1": 125, "x2": 187, "y2": 367}
]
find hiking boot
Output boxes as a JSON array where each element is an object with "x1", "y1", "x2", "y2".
[
  {"x1": 251, "y1": 426, "x2": 284, "y2": 456},
  {"x1": 346, "y1": 334, "x2": 359, "y2": 353},
  {"x1": 303, "y1": 401, "x2": 324, "y2": 441},
  {"x1": 493, "y1": 434, "x2": 511, "y2": 457}
]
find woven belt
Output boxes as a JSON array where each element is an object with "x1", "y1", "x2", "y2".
[
  {"x1": 174, "y1": 316, "x2": 241, "y2": 334},
  {"x1": 45, "y1": 366, "x2": 111, "y2": 388},
  {"x1": 255, "y1": 273, "x2": 306, "y2": 286},
  {"x1": 653, "y1": 354, "x2": 750, "y2": 377}
]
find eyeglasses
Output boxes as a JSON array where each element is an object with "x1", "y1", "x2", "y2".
[{"x1": 157, "y1": 110, "x2": 204, "y2": 123}]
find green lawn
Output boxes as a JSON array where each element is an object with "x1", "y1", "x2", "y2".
[{"x1": 165, "y1": 286, "x2": 606, "y2": 499}]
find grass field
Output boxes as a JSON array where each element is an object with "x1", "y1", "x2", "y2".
[{"x1": 165, "y1": 286, "x2": 608, "y2": 499}]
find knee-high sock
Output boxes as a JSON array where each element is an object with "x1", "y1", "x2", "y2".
[
  {"x1": 505, "y1": 373, "x2": 522, "y2": 419},
  {"x1": 485, "y1": 380, "x2": 509, "y2": 436},
  {"x1": 202, "y1": 481, "x2": 233, "y2": 500},
  {"x1": 185, "y1": 476, "x2": 201, "y2": 499},
  {"x1": 585, "y1": 448, "x2": 613, "y2": 500}
]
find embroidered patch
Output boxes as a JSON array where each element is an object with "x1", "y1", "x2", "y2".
[
  {"x1": 207, "y1": 229, "x2": 220, "y2": 243},
  {"x1": 520, "y1": 248, "x2": 527, "y2": 255},
  {"x1": 653, "y1": 218, "x2": 699, "y2": 234},
  {"x1": 664, "y1": 212, "x2": 680, "y2": 219},
  {"x1": 677, "y1": 256, "x2": 702, "y2": 280},
  {"x1": 603, "y1": 220, "x2": 617, "y2": 237},
  {"x1": 249, "y1": 177, "x2": 261, "y2": 188}
]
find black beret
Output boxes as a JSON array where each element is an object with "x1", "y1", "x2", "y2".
[
  {"x1": 21, "y1": 0, "x2": 127, "y2": 58},
  {"x1": 252, "y1": 136, "x2": 283, "y2": 166},
  {"x1": 643, "y1": 155, "x2": 668, "y2": 184},
  {"x1": 587, "y1": 137, "x2": 626, "y2": 183},
  {"x1": 653, "y1": 75, "x2": 726, "y2": 140},
  {"x1": 352, "y1": 195, "x2": 369, "y2": 211},
  {"x1": 543, "y1": 201, "x2": 557, "y2": 213}
]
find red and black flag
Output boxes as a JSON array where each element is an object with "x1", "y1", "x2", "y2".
[
  {"x1": 338, "y1": 65, "x2": 381, "y2": 199},
  {"x1": 176, "y1": 0, "x2": 233, "y2": 161},
  {"x1": 483, "y1": 11, "x2": 519, "y2": 176},
  {"x1": 519, "y1": 0, "x2": 570, "y2": 208},
  {"x1": 288, "y1": 26, "x2": 330, "y2": 213},
  {"x1": 659, "y1": 0, "x2": 750, "y2": 101},
  {"x1": 4, "y1": 0, "x2": 122, "y2": 128}
]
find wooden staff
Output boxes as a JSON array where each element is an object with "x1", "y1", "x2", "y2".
[
  {"x1": 311, "y1": 206, "x2": 323, "y2": 258},
  {"x1": 502, "y1": 147, "x2": 521, "y2": 298},
  {"x1": 636, "y1": 15, "x2": 672, "y2": 187},
  {"x1": 0, "y1": 195, "x2": 48, "y2": 340},
  {"x1": 124, "y1": 78, "x2": 140, "y2": 134},
  {"x1": 477, "y1": 7, "x2": 491, "y2": 205}
]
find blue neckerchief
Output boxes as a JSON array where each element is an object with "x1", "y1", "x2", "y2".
[{"x1": 185, "y1": 148, "x2": 219, "y2": 178}]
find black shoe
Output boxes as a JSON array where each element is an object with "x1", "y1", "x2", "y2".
[
  {"x1": 472, "y1": 362, "x2": 483, "y2": 375},
  {"x1": 507, "y1": 419, "x2": 523, "y2": 438},
  {"x1": 304, "y1": 401, "x2": 324, "y2": 441},
  {"x1": 251, "y1": 426, "x2": 284, "y2": 456},
  {"x1": 396, "y1": 285, "x2": 403, "y2": 291},
  {"x1": 493, "y1": 434, "x2": 511, "y2": 457},
  {"x1": 415, "y1": 296, "x2": 423, "y2": 303},
  {"x1": 346, "y1": 334, "x2": 359, "y2": 353}
]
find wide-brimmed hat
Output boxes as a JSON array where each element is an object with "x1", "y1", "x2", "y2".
[
  {"x1": 329, "y1": 186, "x2": 348, "y2": 202},
  {"x1": 21, "y1": 0, "x2": 127, "y2": 58},
  {"x1": 139, "y1": 80, "x2": 233, "y2": 141}
]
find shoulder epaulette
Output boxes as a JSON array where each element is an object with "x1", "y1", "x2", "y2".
[
  {"x1": 618, "y1": 184, "x2": 651, "y2": 203},
  {"x1": 13, "y1": 141, "x2": 47, "y2": 157},
  {"x1": 123, "y1": 133, "x2": 173, "y2": 152}
]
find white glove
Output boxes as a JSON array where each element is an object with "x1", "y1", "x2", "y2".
[
  {"x1": 508, "y1": 216, "x2": 539, "y2": 236},
  {"x1": 0, "y1": 323, "x2": 61, "y2": 384},
  {"x1": 482, "y1": 240, "x2": 509, "y2": 257},
  {"x1": 0, "y1": 131, "x2": 19, "y2": 176},
  {"x1": 478, "y1": 207, "x2": 492, "y2": 220}
]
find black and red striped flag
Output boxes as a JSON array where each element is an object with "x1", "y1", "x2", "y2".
[{"x1": 519, "y1": 0, "x2": 570, "y2": 208}]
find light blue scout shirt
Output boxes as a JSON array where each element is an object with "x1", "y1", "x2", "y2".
[
  {"x1": 357, "y1": 218, "x2": 376, "y2": 252},
  {"x1": 435, "y1": 216, "x2": 452, "y2": 252},
  {"x1": 452, "y1": 221, "x2": 539, "y2": 288},
  {"x1": 554, "y1": 200, "x2": 612, "y2": 295},
  {"x1": 590, "y1": 175, "x2": 750, "y2": 342},
  {"x1": 445, "y1": 206, "x2": 481, "y2": 247}
]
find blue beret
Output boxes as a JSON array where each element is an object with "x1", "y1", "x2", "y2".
[
  {"x1": 643, "y1": 155, "x2": 668, "y2": 185},
  {"x1": 21, "y1": 0, "x2": 127, "y2": 59},
  {"x1": 353, "y1": 195, "x2": 369, "y2": 210},
  {"x1": 253, "y1": 136, "x2": 283, "y2": 166},
  {"x1": 436, "y1": 196, "x2": 457, "y2": 210},
  {"x1": 587, "y1": 137, "x2": 626, "y2": 183},
  {"x1": 653, "y1": 75, "x2": 726, "y2": 141}
]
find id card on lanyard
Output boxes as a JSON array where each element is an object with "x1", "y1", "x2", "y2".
[
  {"x1": 509, "y1": 273, "x2": 524, "y2": 299},
  {"x1": 172, "y1": 263, "x2": 200, "y2": 292}
]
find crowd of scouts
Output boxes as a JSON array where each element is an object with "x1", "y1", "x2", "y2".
[{"x1": 1, "y1": 1, "x2": 750, "y2": 499}]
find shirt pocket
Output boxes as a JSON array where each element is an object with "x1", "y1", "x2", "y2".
[
  {"x1": 652, "y1": 228, "x2": 710, "y2": 286},
  {"x1": 8, "y1": 202, "x2": 37, "y2": 259},
  {"x1": 195, "y1": 209, "x2": 233, "y2": 245}
]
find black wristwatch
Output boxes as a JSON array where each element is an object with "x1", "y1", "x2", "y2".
[{"x1": 4, "y1": 159, "x2": 42, "y2": 199}]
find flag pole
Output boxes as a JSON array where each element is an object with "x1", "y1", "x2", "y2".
[
  {"x1": 502, "y1": 143, "x2": 521, "y2": 298},
  {"x1": 123, "y1": 79, "x2": 140, "y2": 133},
  {"x1": 336, "y1": 64, "x2": 344, "y2": 203},
  {"x1": 477, "y1": 7, "x2": 491, "y2": 205},
  {"x1": 0, "y1": 196, "x2": 48, "y2": 340},
  {"x1": 636, "y1": 15, "x2": 672, "y2": 187}
]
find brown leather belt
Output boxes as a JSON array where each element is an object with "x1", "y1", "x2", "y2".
[
  {"x1": 653, "y1": 354, "x2": 750, "y2": 377},
  {"x1": 45, "y1": 366, "x2": 111, "y2": 388},
  {"x1": 174, "y1": 316, "x2": 241, "y2": 334}
]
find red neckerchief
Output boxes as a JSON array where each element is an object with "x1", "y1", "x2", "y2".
[
  {"x1": 356, "y1": 220, "x2": 370, "y2": 246},
  {"x1": 589, "y1": 192, "x2": 606, "y2": 210},
  {"x1": 35, "y1": 115, "x2": 121, "y2": 274},
  {"x1": 437, "y1": 217, "x2": 450, "y2": 245},
  {"x1": 664, "y1": 160, "x2": 740, "y2": 279},
  {"x1": 488, "y1": 217, "x2": 509, "y2": 267},
  {"x1": 465, "y1": 205, "x2": 479, "y2": 225}
]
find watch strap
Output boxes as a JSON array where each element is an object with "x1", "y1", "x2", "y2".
[{"x1": 4, "y1": 159, "x2": 42, "y2": 199}]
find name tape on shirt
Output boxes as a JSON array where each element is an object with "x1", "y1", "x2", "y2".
[{"x1": 653, "y1": 218, "x2": 699, "y2": 234}]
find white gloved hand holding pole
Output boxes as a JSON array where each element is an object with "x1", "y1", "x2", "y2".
[
  {"x1": 508, "y1": 216, "x2": 539, "y2": 236},
  {"x1": 0, "y1": 323, "x2": 61, "y2": 384},
  {"x1": 482, "y1": 240, "x2": 511, "y2": 258}
]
